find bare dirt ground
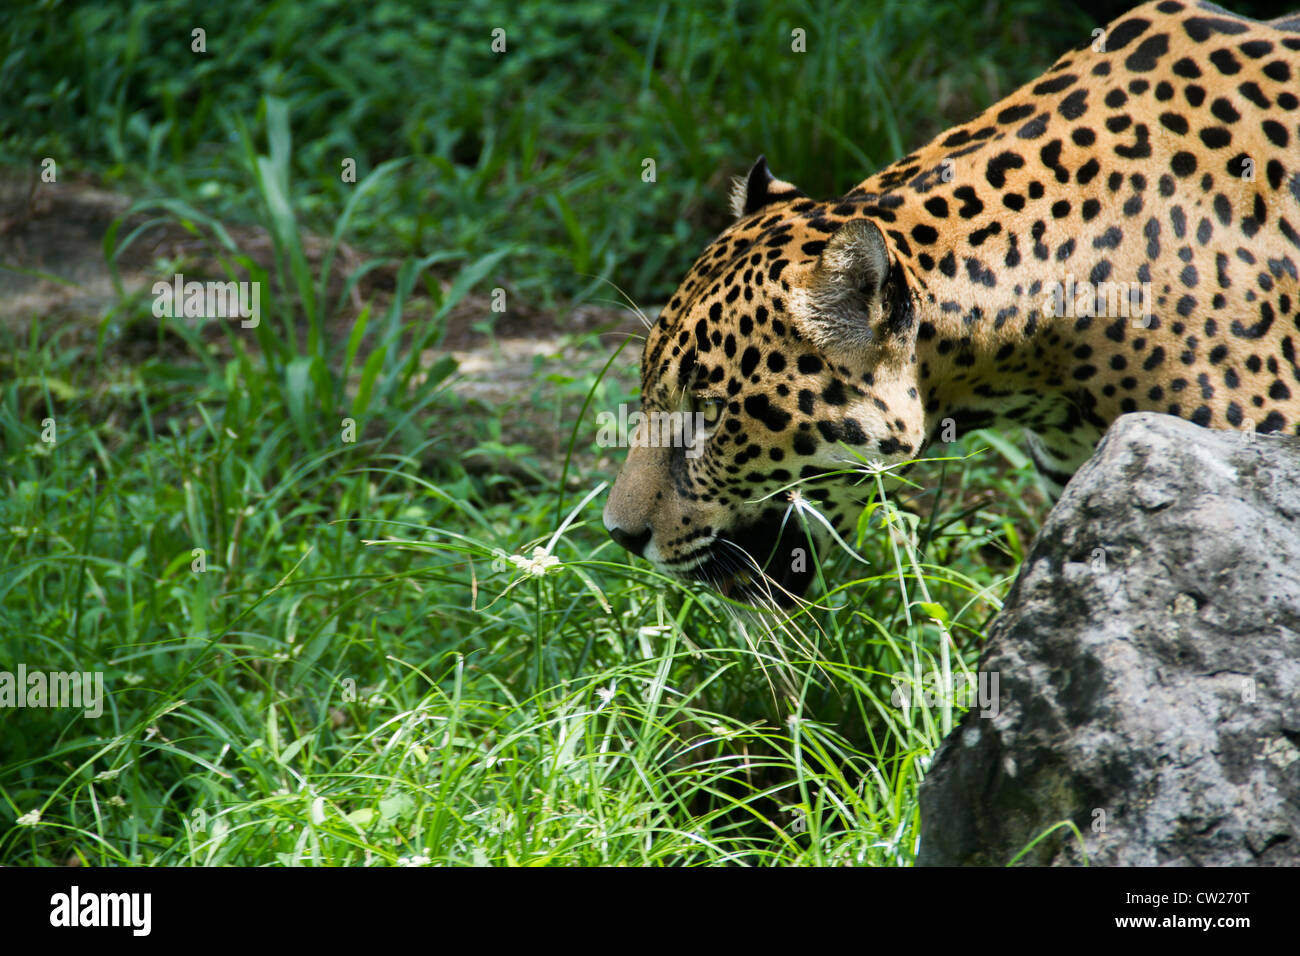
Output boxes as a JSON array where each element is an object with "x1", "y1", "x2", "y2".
[{"x1": 0, "y1": 173, "x2": 646, "y2": 483}]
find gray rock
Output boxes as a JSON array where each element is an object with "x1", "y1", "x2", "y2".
[{"x1": 917, "y1": 412, "x2": 1300, "y2": 866}]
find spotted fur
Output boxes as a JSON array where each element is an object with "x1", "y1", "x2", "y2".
[{"x1": 605, "y1": 0, "x2": 1300, "y2": 606}]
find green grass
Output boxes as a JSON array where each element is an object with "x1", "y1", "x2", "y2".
[
  {"x1": 1, "y1": 0, "x2": 1072, "y2": 865},
  {"x1": 0, "y1": 331, "x2": 1040, "y2": 865},
  {"x1": 0, "y1": 266, "x2": 1045, "y2": 865}
]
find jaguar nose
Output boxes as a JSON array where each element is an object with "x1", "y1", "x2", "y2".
[{"x1": 608, "y1": 525, "x2": 652, "y2": 557}]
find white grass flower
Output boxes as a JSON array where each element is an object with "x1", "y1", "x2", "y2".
[
  {"x1": 595, "y1": 681, "x2": 617, "y2": 709},
  {"x1": 17, "y1": 810, "x2": 41, "y2": 826},
  {"x1": 858, "y1": 458, "x2": 893, "y2": 476},
  {"x1": 510, "y1": 546, "x2": 560, "y2": 577}
]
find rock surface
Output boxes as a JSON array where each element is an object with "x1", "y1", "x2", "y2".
[{"x1": 918, "y1": 412, "x2": 1300, "y2": 866}]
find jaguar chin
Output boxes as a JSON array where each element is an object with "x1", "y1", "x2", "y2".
[{"x1": 678, "y1": 508, "x2": 822, "y2": 609}]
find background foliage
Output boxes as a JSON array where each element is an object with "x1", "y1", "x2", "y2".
[{"x1": 3, "y1": 0, "x2": 1116, "y2": 302}]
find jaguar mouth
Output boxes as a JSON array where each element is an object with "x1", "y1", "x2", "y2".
[
  {"x1": 703, "y1": 562, "x2": 813, "y2": 608},
  {"x1": 715, "y1": 570, "x2": 752, "y2": 599},
  {"x1": 690, "y1": 509, "x2": 819, "y2": 608}
]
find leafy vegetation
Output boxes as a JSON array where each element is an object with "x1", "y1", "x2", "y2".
[{"x1": 4, "y1": 0, "x2": 1096, "y2": 303}]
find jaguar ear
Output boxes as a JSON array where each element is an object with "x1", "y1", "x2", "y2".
[
  {"x1": 729, "y1": 156, "x2": 807, "y2": 219},
  {"x1": 800, "y1": 219, "x2": 897, "y2": 352}
]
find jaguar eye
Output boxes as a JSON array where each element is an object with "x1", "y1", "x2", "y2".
[{"x1": 696, "y1": 396, "x2": 725, "y2": 427}]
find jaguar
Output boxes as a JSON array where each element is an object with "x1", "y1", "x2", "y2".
[{"x1": 604, "y1": 0, "x2": 1300, "y2": 607}]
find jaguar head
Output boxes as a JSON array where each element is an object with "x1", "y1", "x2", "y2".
[{"x1": 603, "y1": 158, "x2": 928, "y2": 607}]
